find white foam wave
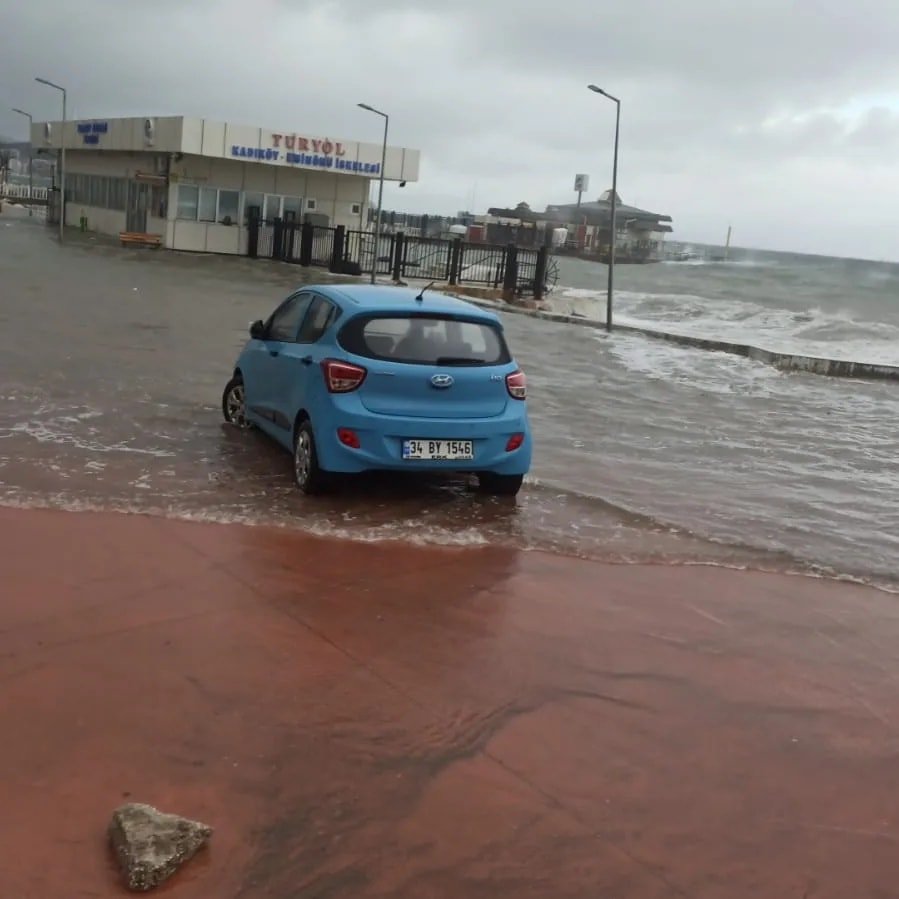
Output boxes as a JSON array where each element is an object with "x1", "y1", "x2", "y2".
[
  {"x1": 547, "y1": 287, "x2": 899, "y2": 365},
  {"x1": 602, "y1": 333, "x2": 786, "y2": 396},
  {"x1": 3, "y1": 493, "x2": 895, "y2": 594},
  {"x1": 0, "y1": 493, "x2": 490, "y2": 548},
  {"x1": 6, "y1": 419, "x2": 176, "y2": 458}
]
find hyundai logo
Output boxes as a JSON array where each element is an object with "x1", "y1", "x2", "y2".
[{"x1": 430, "y1": 373, "x2": 454, "y2": 389}]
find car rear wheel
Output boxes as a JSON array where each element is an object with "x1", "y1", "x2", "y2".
[
  {"x1": 478, "y1": 473, "x2": 524, "y2": 497},
  {"x1": 222, "y1": 376, "x2": 251, "y2": 429},
  {"x1": 293, "y1": 421, "x2": 332, "y2": 495}
]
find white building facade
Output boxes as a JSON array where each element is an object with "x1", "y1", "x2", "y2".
[{"x1": 32, "y1": 115, "x2": 420, "y2": 254}]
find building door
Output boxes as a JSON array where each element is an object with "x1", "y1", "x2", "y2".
[{"x1": 126, "y1": 181, "x2": 149, "y2": 232}]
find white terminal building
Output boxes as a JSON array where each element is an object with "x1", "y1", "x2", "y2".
[{"x1": 32, "y1": 115, "x2": 420, "y2": 254}]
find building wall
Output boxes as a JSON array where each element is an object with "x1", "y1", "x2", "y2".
[
  {"x1": 34, "y1": 117, "x2": 184, "y2": 155},
  {"x1": 33, "y1": 115, "x2": 420, "y2": 183},
  {"x1": 62, "y1": 150, "x2": 165, "y2": 237},
  {"x1": 33, "y1": 115, "x2": 418, "y2": 255},
  {"x1": 60, "y1": 149, "x2": 372, "y2": 255},
  {"x1": 169, "y1": 154, "x2": 371, "y2": 254},
  {"x1": 180, "y1": 117, "x2": 419, "y2": 183}
]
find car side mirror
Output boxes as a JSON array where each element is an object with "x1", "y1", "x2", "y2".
[{"x1": 249, "y1": 320, "x2": 265, "y2": 340}]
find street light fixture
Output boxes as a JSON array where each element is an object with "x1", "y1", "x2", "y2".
[
  {"x1": 357, "y1": 103, "x2": 389, "y2": 285},
  {"x1": 11, "y1": 108, "x2": 33, "y2": 217},
  {"x1": 588, "y1": 84, "x2": 620, "y2": 332},
  {"x1": 35, "y1": 76, "x2": 67, "y2": 241}
]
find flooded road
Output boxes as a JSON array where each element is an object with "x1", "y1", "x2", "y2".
[{"x1": 1, "y1": 214, "x2": 897, "y2": 586}]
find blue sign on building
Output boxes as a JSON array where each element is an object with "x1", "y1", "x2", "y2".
[{"x1": 77, "y1": 121, "x2": 108, "y2": 144}]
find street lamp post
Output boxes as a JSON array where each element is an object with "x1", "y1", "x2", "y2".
[
  {"x1": 588, "y1": 84, "x2": 620, "y2": 332},
  {"x1": 35, "y1": 77, "x2": 66, "y2": 241},
  {"x1": 357, "y1": 103, "x2": 389, "y2": 285},
  {"x1": 11, "y1": 108, "x2": 33, "y2": 217}
]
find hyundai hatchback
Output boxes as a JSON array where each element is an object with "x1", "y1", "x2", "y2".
[{"x1": 222, "y1": 284, "x2": 531, "y2": 495}]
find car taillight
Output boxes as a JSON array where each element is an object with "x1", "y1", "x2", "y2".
[
  {"x1": 337, "y1": 427, "x2": 361, "y2": 449},
  {"x1": 322, "y1": 359, "x2": 367, "y2": 393},
  {"x1": 506, "y1": 370, "x2": 527, "y2": 400},
  {"x1": 506, "y1": 433, "x2": 525, "y2": 452}
]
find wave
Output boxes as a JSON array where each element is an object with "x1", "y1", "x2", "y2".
[
  {"x1": 547, "y1": 287, "x2": 899, "y2": 366},
  {"x1": 2, "y1": 487, "x2": 896, "y2": 595}
]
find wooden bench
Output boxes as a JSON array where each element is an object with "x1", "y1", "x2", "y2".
[{"x1": 119, "y1": 232, "x2": 162, "y2": 249}]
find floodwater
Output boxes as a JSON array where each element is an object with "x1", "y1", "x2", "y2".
[{"x1": 1, "y1": 213, "x2": 897, "y2": 588}]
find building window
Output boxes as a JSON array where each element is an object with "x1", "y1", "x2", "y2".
[
  {"x1": 177, "y1": 185, "x2": 199, "y2": 220},
  {"x1": 109, "y1": 178, "x2": 127, "y2": 211},
  {"x1": 66, "y1": 174, "x2": 132, "y2": 211},
  {"x1": 198, "y1": 187, "x2": 217, "y2": 222},
  {"x1": 243, "y1": 191, "x2": 263, "y2": 225},
  {"x1": 306, "y1": 198, "x2": 317, "y2": 212},
  {"x1": 264, "y1": 194, "x2": 281, "y2": 221},
  {"x1": 89, "y1": 175, "x2": 108, "y2": 208},
  {"x1": 66, "y1": 174, "x2": 81, "y2": 204},
  {"x1": 282, "y1": 197, "x2": 302, "y2": 222},
  {"x1": 149, "y1": 184, "x2": 167, "y2": 218},
  {"x1": 351, "y1": 203, "x2": 362, "y2": 215},
  {"x1": 218, "y1": 190, "x2": 239, "y2": 225}
]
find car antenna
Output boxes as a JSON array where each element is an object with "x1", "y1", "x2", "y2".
[{"x1": 415, "y1": 281, "x2": 435, "y2": 303}]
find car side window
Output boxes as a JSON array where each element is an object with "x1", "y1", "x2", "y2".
[
  {"x1": 297, "y1": 296, "x2": 338, "y2": 344},
  {"x1": 267, "y1": 292, "x2": 312, "y2": 342}
]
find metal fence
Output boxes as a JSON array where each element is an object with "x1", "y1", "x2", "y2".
[
  {"x1": 0, "y1": 183, "x2": 49, "y2": 201},
  {"x1": 343, "y1": 230, "x2": 395, "y2": 276},
  {"x1": 247, "y1": 218, "x2": 551, "y2": 298},
  {"x1": 456, "y1": 243, "x2": 508, "y2": 289}
]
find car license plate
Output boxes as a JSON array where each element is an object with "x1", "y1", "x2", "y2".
[{"x1": 402, "y1": 439, "x2": 473, "y2": 461}]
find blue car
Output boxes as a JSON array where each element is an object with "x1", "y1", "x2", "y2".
[{"x1": 222, "y1": 283, "x2": 532, "y2": 496}]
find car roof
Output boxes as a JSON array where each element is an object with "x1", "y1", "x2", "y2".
[{"x1": 303, "y1": 284, "x2": 502, "y2": 323}]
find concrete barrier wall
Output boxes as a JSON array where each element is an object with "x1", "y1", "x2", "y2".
[{"x1": 463, "y1": 297, "x2": 899, "y2": 383}]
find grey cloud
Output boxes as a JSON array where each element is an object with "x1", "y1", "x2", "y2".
[{"x1": 3, "y1": 0, "x2": 899, "y2": 257}]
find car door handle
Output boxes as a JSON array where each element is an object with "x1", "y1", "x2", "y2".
[
  {"x1": 268, "y1": 348, "x2": 279, "y2": 357},
  {"x1": 300, "y1": 355, "x2": 313, "y2": 366}
]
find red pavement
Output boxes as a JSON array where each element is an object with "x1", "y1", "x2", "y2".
[{"x1": 1, "y1": 507, "x2": 898, "y2": 897}]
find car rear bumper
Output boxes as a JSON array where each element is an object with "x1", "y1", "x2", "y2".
[{"x1": 314, "y1": 406, "x2": 532, "y2": 475}]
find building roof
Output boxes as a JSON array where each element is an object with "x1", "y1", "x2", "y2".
[
  {"x1": 547, "y1": 199, "x2": 672, "y2": 227},
  {"x1": 487, "y1": 196, "x2": 673, "y2": 231},
  {"x1": 31, "y1": 115, "x2": 419, "y2": 183}
]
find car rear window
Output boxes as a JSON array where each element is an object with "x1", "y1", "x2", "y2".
[{"x1": 338, "y1": 314, "x2": 511, "y2": 366}]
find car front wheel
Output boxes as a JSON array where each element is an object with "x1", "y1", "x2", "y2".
[
  {"x1": 478, "y1": 472, "x2": 524, "y2": 497},
  {"x1": 222, "y1": 376, "x2": 251, "y2": 429},
  {"x1": 293, "y1": 421, "x2": 332, "y2": 495}
]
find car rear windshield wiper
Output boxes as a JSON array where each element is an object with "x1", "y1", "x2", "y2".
[{"x1": 435, "y1": 356, "x2": 487, "y2": 366}]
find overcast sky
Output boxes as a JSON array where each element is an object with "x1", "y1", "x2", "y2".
[{"x1": 3, "y1": 0, "x2": 899, "y2": 259}]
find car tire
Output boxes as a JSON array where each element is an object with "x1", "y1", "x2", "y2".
[
  {"x1": 478, "y1": 473, "x2": 525, "y2": 497},
  {"x1": 293, "y1": 421, "x2": 332, "y2": 495},
  {"x1": 222, "y1": 375, "x2": 252, "y2": 429}
]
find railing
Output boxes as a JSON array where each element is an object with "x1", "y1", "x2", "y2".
[
  {"x1": 457, "y1": 243, "x2": 508, "y2": 288},
  {"x1": 247, "y1": 218, "x2": 552, "y2": 298},
  {"x1": 343, "y1": 229, "x2": 394, "y2": 276},
  {"x1": 1, "y1": 184, "x2": 49, "y2": 200},
  {"x1": 255, "y1": 222, "x2": 275, "y2": 258},
  {"x1": 399, "y1": 237, "x2": 452, "y2": 281}
]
